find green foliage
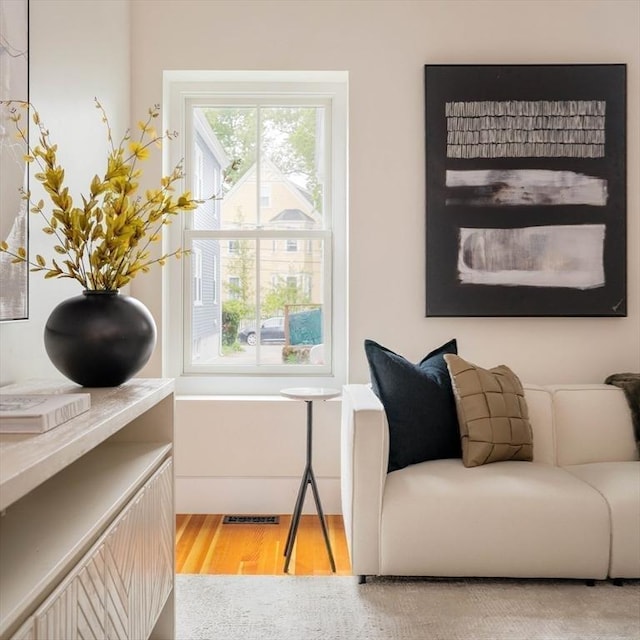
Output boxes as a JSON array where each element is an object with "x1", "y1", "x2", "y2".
[
  {"x1": 202, "y1": 108, "x2": 257, "y2": 187},
  {"x1": 221, "y1": 300, "x2": 247, "y2": 346},
  {"x1": 262, "y1": 277, "x2": 310, "y2": 317},
  {"x1": 203, "y1": 106, "x2": 322, "y2": 211}
]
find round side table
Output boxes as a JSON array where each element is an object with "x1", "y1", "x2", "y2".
[{"x1": 280, "y1": 387, "x2": 341, "y2": 573}]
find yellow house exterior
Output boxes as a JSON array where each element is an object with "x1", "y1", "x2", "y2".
[{"x1": 221, "y1": 158, "x2": 324, "y2": 310}]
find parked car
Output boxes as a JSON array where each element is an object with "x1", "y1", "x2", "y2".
[{"x1": 237, "y1": 317, "x2": 285, "y2": 345}]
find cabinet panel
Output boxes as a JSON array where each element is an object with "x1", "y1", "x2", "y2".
[
  {"x1": 35, "y1": 548, "x2": 106, "y2": 640},
  {"x1": 144, "y1": 460, "x2": 174, "y2": 634},
  {"x1": 31, "y1": 459, "x2": 174, "y2": 640},
  {"x1": 105, "y1": 459, "x2": 173, "y2": 640},
  {"x1": 105, "y1": 493, "x2": 144, "y2": 640},
  {"x1": 34, "y1": 459, "x2": 174, "y2": 640},
  {"x1": 8, "y1": 619, "x2": 34, "y2": 640}
]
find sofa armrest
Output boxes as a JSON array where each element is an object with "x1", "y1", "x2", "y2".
[{"x1": 340, "y1": 384, "x2": 389, "y2": 576}]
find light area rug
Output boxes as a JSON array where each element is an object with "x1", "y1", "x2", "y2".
[{"x1": 175, "y1": 574, "x2": 640, "y2": 640}]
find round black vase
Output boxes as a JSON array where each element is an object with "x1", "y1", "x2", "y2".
[{"x1": 44, "y1": 290, "x2": 157, "y2": 387}]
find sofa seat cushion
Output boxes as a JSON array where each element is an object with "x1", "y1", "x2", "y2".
[
  {"x1": 380, "y1": 459, "x2": 610, "y2": 579},
  {"x1": 565, "y1": 461, "x2": 640, "y2": 579}
]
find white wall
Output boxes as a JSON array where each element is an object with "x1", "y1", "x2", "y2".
[
  {"x1": 129, "y1": 0, "x2": 639, "y2": 514},
  {"x1": 1, "y1": 0, "x2": 638, "y2": 514},
  {"x1": 130, "y1": 0, "x2": 640, "y2": 387}
]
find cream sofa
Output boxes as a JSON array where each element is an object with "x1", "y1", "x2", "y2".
[{"x1": 340, "y1": 383, "x2": 640, "y2": 583}]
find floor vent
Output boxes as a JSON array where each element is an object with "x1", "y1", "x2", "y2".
[{"x1": 222, "y1": 515, "x2": 280, "y2": 525}]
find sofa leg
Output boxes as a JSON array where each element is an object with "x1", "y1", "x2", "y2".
[
  {"x1": 358, "y1": 575, "x2": 367, "y2": 585},
  {"x1": 612, "y1": 578, "x2": 624, "y2": 587},
  {"x1": 585, "y1": 579, "x2": 596, "y2": 587}
]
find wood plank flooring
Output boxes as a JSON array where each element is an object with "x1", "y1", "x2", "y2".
[{"x1": 176, "y1": 514, "x2": 352, "y2": 575}]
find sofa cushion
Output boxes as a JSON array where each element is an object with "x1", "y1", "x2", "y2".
[
  {"x1": 550, "y1": 385, "x2": 639, "y2": 465},
  {"x1": 565, "y1": 461, "x2": 640, "y2": 578},
  {"x1": 444, "y1": 354, "x2": 533, "y2": 467},
  {"x1": 364, "y1": 339, "x2": 461, "y2": 472},
  {"x1": 380, "y1": 459, "x2": 610, "y2": 578}
]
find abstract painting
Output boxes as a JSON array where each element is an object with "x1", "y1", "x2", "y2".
[
  {"x1": 0, "y1": 0, "x2": 29, "y2": 321},
  {"x1": 425, "y1": 64, "x2": 626, "y2": 317}
]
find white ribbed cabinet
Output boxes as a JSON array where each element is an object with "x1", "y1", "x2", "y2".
[{"x1": 0, "y1": 379, "x2": 175, "y2": 640}]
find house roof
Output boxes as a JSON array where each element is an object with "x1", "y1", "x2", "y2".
[
  {"x1": 224, "y1": 157, "x2": 315, "y2": 212},
  {"x1": 270, "y1": 209, "x2": 315, "y2": 223}
]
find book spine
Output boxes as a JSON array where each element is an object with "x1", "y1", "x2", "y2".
[{"x1": 44, "y1": 397, "x2": 91, "y2": 429}]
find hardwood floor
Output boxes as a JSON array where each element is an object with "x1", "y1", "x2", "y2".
[{"x1": 176, "y1": 514, "x2": 352, "y2": 575}]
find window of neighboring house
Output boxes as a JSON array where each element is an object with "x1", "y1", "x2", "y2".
[
  {"x1": 228, "y1": 276, "x2": 241, "y2": 300},
  {"x1": 193, "y1": 248, "x2": 203, "y2": 306},
  {"x1": 165, "y1": 71, "x2": 348, "y2": 394},
  {"x1": 260, "y1": 183, "x2": 271, "y2": 208}
]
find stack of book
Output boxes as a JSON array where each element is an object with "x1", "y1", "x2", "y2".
[{"x1": 0, "y1": 393, "x2": 91, "y2": 433}]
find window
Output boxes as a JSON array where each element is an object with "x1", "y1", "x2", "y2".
[
  {"x1": 165, "y1": 71, "x2": 347, "y2": 394},
  {"x1": 228, "y1": 276, "x2": 241, "y2": 300},
  {"x1": 260, "y1": 184, "x2": 272, "y2": 208}
]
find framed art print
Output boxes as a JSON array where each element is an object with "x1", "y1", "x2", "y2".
[
  {"x1": 425, "y1": 64, "x2": 626, "y2": 317},
  {"x1": 0, "y1": 0, "x2": 29, "y2": 321}
]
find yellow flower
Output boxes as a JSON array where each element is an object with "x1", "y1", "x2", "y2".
[
  {"x1": 128, "y1": 141, "x2": 150, "y2": 160},
  {"x1": 0, "y1": 99, "x2": 235, "y2": 291}
]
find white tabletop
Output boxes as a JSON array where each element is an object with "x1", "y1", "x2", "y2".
[{"x1": 280, "y1": 387, "x2": 341, "y2": 401}]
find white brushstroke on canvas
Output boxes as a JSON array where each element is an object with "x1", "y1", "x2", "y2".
[
  {"x1": 458, "y1": 225, "x2": 605, "y2": 289},
  {"x1": 446, "y1": 170, "x2": 607, "y2": 206}
]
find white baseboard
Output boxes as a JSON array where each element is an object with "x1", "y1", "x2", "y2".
[{"x1": 176, "y1": 476, "x2": 342, "y2": 515}]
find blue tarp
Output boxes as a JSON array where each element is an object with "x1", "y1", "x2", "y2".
[{"x1": 288, "y1": 308, "x2": 322, "y2": 345}]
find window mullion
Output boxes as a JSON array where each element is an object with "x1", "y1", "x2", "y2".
[{"x1": 254, "y1": 105, "x2": 262, "y2": 364}]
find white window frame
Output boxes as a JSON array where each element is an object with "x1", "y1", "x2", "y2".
[
  {"x1": 212, "y1": 255, "x2": 218, "y2": 304},
  {"x1": 192, "y1": 247, "x2": 203, "y2": 306},
  {"x1": 194, "y1": 145, "x2": 205, "y2": 200},
  {"x1": 163, "y1": 71, "x2": 348, "y2": 395}
]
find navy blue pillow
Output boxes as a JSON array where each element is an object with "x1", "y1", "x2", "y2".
[{"x1": 364, "y1": 339, "x2": 461, "y2": 473}]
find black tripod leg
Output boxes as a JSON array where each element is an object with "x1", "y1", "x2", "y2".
[
  {"x1": 309, "y1": 467, "x2": 336, "y2": 572},
  {"x1": 284, "y1": 469, "x2": 308, "y2": 557},
  {"x1": 284, "y1": 469, "x2": 310, "y2": 572}
]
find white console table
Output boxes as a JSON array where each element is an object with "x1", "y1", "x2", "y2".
[{"x1": 0, "y1": 379, "x2": 175, "y2": 640}]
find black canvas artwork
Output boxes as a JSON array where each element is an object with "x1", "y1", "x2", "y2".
[{"x1": 425, "y1": 64, "x2": 626, "y2": 317}]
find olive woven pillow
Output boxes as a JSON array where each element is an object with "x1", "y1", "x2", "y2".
[{"x1": 444, "y1": 354, "x2": 533, "y2": 468}]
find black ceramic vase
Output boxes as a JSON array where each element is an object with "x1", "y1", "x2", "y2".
[{"x1": 44, "y1": 290, "x2": 157, "y2": 387}]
